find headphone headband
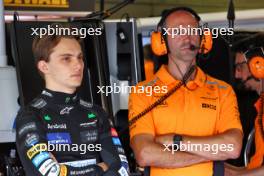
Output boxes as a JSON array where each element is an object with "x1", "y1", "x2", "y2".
[
  {"x1": 158, "y1": 7, "x2": 201, "y2": 29},
  {"x1": 151, "y1": 6, "x2": 213, "y2": 56}
]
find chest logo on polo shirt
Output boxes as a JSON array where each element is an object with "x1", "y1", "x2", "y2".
[
  {"x1": 201, "y1": 103, "x2": 216, "y2": 110},
  {"x1": 156, "y1": 101, "x2": 168, "y2": 108},
  {"x1": 200, "y1": 96, "x2": 218, "y2": 101},
  {"x1": 60, "y1": 106, "x2": 74, "y2": 115},
  {"x1": 153, "y1": 94, "x2": 168, "y2": 108}
]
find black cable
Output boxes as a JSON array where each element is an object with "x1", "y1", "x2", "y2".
[
  {"x1": 128, "y1": 65, "x2": 196, "y2": 127},
  {"x1": 120, "y1": 13, "x2": 130, "y2": 22},
  {"x1": 73, "y1": 0, "x2": 134, "y2": 21}
]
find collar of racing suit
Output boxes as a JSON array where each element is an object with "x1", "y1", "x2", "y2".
[{"x1": 41, "y1": 88, "x2": 79, "y2": 105}]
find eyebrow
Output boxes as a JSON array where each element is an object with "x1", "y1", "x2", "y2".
[
  {"x1": 234, "y1": 61, "x2": 247, "y2": 66},
  {"x1": 58, "y1": 53, "x2": 83, "y2": 57}
]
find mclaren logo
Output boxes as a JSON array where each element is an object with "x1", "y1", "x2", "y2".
[
  {"x1": 202, "y1": 103, "x2": 216, "y2": 110},
  {"x1": 4, "y1": 0, "x2": 69, "y2": 8}
]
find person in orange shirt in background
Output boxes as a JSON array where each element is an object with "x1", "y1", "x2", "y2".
[
  {"x1": 225, "y1": 33, "x2": 264, "y2": 176},
  {"x1": 128, "y1": 7, "x2": 243, "y2": 176},
  {"x1": 143, "y1": 45, "x2": 155, "y2": 80}
]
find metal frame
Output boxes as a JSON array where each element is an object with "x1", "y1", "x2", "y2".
[{"x1": 244, "y1": 128, "x2": 255, "y2": 166}]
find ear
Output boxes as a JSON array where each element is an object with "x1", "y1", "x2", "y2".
[{"x1": 37, "y1": 60, "x2": 49, "y2": 75}]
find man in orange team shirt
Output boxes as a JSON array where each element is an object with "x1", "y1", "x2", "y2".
[{"x1": 128, "y1": 7, "x2": 243, "y2": 176}]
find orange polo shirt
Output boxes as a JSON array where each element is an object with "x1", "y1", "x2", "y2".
[
  {"x1": 128, "y1": 65, "x2": 242, "y2": 176},
  {"x1": 247, "y1": 98, "x2": 264, "y2": 169},
  {"x1": 144, "y1": 59, "x2": 155, "y2": 80}
]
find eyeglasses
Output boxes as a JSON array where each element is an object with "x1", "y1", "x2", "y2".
[
  {"x1": 244, "y1": 47, "x2": 264, "y2": 59},
  {"x1": 234, "y1": 61, "x2": 247, "y2": 72}
]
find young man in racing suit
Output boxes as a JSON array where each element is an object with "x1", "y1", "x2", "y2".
[{"x1": 15, "y1": 26, "x2": 129, "y2": 176}]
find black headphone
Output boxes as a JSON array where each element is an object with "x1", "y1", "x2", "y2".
[{"x1": 151, "y1": 7, "x2": 213, "y2": 56}]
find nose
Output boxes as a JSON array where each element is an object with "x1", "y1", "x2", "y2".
[
  {"x1": 181, "y1": 33, "x2": 191, "y2": 41},
  {"x1": 178, "y1": 35, "x2": 191, "y2": 47},
  {"x1": 73, "y1": 57, "x2": 84, "y2": 71},
  {"x1": 235, "y1": 68, "x2": 241, "y2": 79}
]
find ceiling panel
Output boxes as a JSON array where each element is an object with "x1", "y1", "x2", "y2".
[{"x1": 95, "y1": 0, "x2": 264, "y2": 18}]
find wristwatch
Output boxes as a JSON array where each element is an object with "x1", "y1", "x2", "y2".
[{"x1": 173, "y1": 134, "x2": 183, "y2": 150}]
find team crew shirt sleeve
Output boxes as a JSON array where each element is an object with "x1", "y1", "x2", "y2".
[
  {"x1": 128, "y1": 86, "x2": 155, "y2": 139},
  {"x1": 215, "y1": 86, "x2": 243, "y2": 134}
]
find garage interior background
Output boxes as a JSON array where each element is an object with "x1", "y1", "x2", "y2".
[
  {"x1": 94, "y1": 0, "x2": 264, "y2": 18},
  {"x1": 1, "y1": 0, "x2": 264, "y2": 175}
]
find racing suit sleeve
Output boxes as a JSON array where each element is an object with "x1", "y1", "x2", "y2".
[
  {"x1": 95, "y1": 105, "x2": 129, "y2": 176},
  {"x1": 16, "y1": 107, "x2": 104, "y2": 176}
]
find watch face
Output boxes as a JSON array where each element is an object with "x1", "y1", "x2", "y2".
[
  {"x1": 173, "y1": 135, "x2": 182, "y2": 144},
  {"x1": 178, "y1": 135, "x2": 183, "y2": 142}
]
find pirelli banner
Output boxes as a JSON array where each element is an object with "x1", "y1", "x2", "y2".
[{"x1": 4, "y1": 0, "x2": 95, "y2": 12}]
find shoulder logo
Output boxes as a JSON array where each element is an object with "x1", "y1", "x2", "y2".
[
  {"x1": 31, "y1": 98, "x2": 47, "y2": 109},
  {"x1": 80, "y1": 99, "x2": 93, "y2": 108},
  {"x1": 206, "y1": 80, "x2": 227, "y2": 89},
  {"x1": 41, "y1": 90, "x2": 53, "y2": 97},
  {"x1": 18, "y1": 122, "x2": 37, "y2": 136}
]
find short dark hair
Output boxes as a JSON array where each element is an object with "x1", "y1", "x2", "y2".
[{"x1": 232, "y1": 32, "x2": 264, "y2": 53}]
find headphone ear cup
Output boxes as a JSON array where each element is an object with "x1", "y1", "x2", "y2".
[
  {"x1": 248, "y1": 56, "x2": 264, "y2": 79},
  {"x1": 199, "y1": 29, "x2": 213, "y2": 54},
  {"x1": 151, "y1": 31, "x2": 167, "y2": 56}
]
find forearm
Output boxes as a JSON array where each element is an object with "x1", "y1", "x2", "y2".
[
  {"x1": 131, "y1": 135, "x2": 209, "y2": 168},
  {"x1": 225, "y1": 163, "x2": 264, "y2": 176},
  {"x1": 142, "y1": 143, "x2": 208, "y2": 168},
  {"x1": 182, "y1": 129, "x2": 242, "y2": 160},
  {"x1": 240, "y1": 167, "x2": 264, "y2": 176},
  {"x1": 156, "y1": 129, "x2": 242, "y2": 161}
]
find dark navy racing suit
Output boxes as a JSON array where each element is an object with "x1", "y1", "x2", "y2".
[{"x1": 16, "y1": 89, "x2": 129, "y2": 176}]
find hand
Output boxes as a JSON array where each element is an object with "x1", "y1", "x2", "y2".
[
  {"x1": 98, "y1": 162, "x2": 108, "y2": 171},
  {"x1": 225, "y1": 163, "x2": 245, "y2": 176},
  {"x1": 49, "y1": 153, "x2": 58, "y2": 162},
  {"x1": 155, "y1": 134, "x2": 174, "y2": 145}
]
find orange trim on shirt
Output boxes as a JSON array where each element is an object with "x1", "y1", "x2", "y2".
[{"x1": 247, "y1": 98, "x2": 264, "y2": 169}]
